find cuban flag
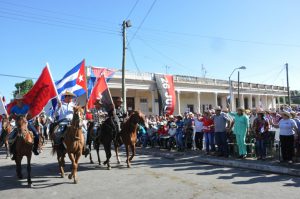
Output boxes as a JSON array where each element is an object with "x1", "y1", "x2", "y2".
[{"x1": 56, "y1": 59, "x2": 87, "y2": 98}]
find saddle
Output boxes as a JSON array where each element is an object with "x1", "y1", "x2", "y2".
[
  {"x1": 53, "y1": 121, "x2": 70, "y2": 145},
  {"x1": 8, "y1": 128, "x2": 34, "y2": 145}
]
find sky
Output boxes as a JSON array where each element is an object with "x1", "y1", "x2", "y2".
[{"x1": 1, "y1": 0, "x2": 300, "y2": 101}]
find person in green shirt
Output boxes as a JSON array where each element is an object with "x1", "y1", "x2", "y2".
[{"x1": 229, "y1": 107, "x2": 250, "y2": 158}]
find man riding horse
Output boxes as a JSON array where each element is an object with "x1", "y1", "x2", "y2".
[
  {"x1": 9, "y1": 94, "x2": 40, "y2": 159},
  {"x1": 114, "y1": 97, "x2": 128, "y2": 143},
  {"x1": 86, "y1": 97, "x2": 108, "y2": 139},
  {"x1": 54, "y1": 91, "x2": 89, "y2": 156}
]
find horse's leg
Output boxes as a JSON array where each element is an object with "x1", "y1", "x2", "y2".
[
  {"x1": 96, "y1": 143, "x2": 101, "y2": 165},
  {"x1": 129, "y1": 144, "x2": 135, "y2": 162},
  {"x1": 89, "y1": 142, "x2": 94, "y2": 164},
  {"x1": 67, "y1": 153, "x2": 76, "y2": 181},
  {"x1": 57, "y1": 153, "x2": 65, "y2": 178},
  {"x1": 27, "y1": 155, "x2": 32, "y2": 186},
  {"x1": 5, "y1": 142, "x2": 9, "y2": 159},
  {"x1": 15, "y1": 156, "x2": 23, "y2": 179},
  {"x1": 114, "y1": 141, "x2": 121, "y2": 164},
  {"x1": 73, "y1": 152, "x2": 81, "y2": 184},
  {"x1": 103, "y1": 142, "x2": 112, "y2": 170},
  {"x1": 125, "y1": 145, "x2": 130, "y2": 168}
]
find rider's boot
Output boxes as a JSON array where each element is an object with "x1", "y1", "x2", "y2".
[
  {"x1": 32, "y1": 139, "x2": 39, "y2": 155},
  {"x1": 10, "y1": 143, "x2": 16, "y2": 160}
]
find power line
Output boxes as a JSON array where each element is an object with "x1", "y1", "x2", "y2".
[
  {"x1": 0, "y1": 73, "x2": 38, "y2": 80},
  {"x1": 0, "y1": 0, "x2": 115, "y2": 25},
  {"x1": 0, "y1": 9, "x2": 120, "y2": 34},
  {"x1": 126, "y1": 0, "x2": 140, "y2": 20},
  {"x1": 128, "y1": 0, "x2": 157, "y2": 45}
]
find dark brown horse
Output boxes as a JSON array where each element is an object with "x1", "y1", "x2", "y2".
[
  {"x1": 0, "y1": 117, "x2": 13, "y2": 158},
  {"x1": 87, "y1": 116, "x2": 121, "y2": 170},
  {"x1": 120, "y1": 111, "x2": 145, "y2": 168},
  {"x1": 52, "y1": 106, "x2": 85, "y2": 184},
  {"x1": 14, "y1": 115, "x2": 34, "y2": 187}
]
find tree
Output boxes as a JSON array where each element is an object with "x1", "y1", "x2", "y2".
[
  {"x1": 13, "y1": 79, "x2": 34, "y2": 98},
  {"x1": 291, "y1": 90, "x2": 300, "y2": 104}
]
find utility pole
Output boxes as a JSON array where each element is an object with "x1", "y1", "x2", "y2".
[
  {"x1": 237, "y1": 71, "x2": 240, "y2": 107},
  {"x1": 122, "y1": 21, "x2": 127, "y2": 112},
  {"x1": 286, "y1": 63, "x2": 291, "y2": 106},
  {"x1": 121, "y1": 20, "x2": 131, "y2": 112},
  {"x1": 165, "y1": 65, "x2": 170, "y2": 74}
]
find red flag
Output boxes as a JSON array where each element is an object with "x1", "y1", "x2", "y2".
[
  {"x1": 88, "y1": 75, "x2": 114, "y2": 112},
  {"x1": 7, "y1": 65, "x2": 57, "y2": 119}
]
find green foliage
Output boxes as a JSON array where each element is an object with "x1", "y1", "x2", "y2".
[
  {"x1": 13, "y1": 79, "x2": 34, "y2": 98},
  {"x1": 291, "y1": 90, "x2": 300, "y2": 104}
]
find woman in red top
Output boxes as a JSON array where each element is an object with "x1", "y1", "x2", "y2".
[
  {"x1": 157, "y1": 122, "x2": 168, "y2": 148},
  {"x1": 201, "y1": 111, "x2": 215, "y2": 154}
]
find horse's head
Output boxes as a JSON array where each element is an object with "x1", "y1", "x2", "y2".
[
  {"x1": 129, "y1": 111, "x2": 145, "y2": 125},
  {"x1": 72, "y1": 106, "x2": 84, "y2": 128},
  {"x1": 16, "y1": 114, "x2": 28, "y2": 129}
]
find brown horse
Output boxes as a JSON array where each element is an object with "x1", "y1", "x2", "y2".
[
  {"x1": 14, "y1": 115, "x2": 34, "y2": 187},
  {"x1": 52, "y1": 106, "x2": 85, "y2": 184},
  {"x1": 120, "y1": 111, "x2": 145, "y2": 168},
  {"x1": 1, "y1": 117, "x2": 13, "y2": 158}
]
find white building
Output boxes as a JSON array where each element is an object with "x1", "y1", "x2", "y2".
[{"x1": 105, "y1": 71, "x2": 287, "y2": 115}]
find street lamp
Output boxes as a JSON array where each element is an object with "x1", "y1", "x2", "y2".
[{"x1": 229, "y1": 66, "x2": 246, "y2": 111}]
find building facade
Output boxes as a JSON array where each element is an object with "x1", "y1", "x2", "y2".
[{"x1": 105, "y1": 71, "x2": 287, "y2": 115}]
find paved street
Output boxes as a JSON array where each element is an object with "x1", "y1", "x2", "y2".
[{"x1": 0, "y1": 143, "x2": 299, "y2": 199}]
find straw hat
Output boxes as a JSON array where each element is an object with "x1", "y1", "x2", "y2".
[
  {"x1": 215, "y1": 106, "x2": 221, "y2": 111},
  {"x1": 15, "y1": 94, "x2": 23, "y2": 100},
  {"x1": 280, "y1": 111, "x2": 291, "y2": 118},
  {"x1": 62, "y1": 91, "x2": 76, "y2": 97},
  {"x1": 169, "y1": 115, "x2": 174, "y2": 119},
  {"x1": 256, "y1": 108, "x2": 265, "y2": 114},
  {"x1": 237, "y1": 106, "x2": 245, "y2": 112}
]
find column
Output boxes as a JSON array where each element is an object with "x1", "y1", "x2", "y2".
[
  {"x1": 221, "y1": 96, "x2": 227, "y2": 109},
  {"x1": 249, "y1": 94, "x2": 253, "y2": 109},
  {"x1": 177, "y1": 90, "x2": 181, "y2": 115},
  {"x1": 255, "y1": 95, "x2": 260, "y2": 108},
  {"x1": 277, "y1": 96, "x2": 281, "y2": 108},
  {"x1": 239, "y1": 94, "x2": 244, "y2": 108},
  {"x1": 283, "y1": 96, "x2": 286, "y2": 105},
  {"x1": 271, "y1": 95, "x2": 275, "y2": 109},
  {"x1": 213, "y1": 92, "x2": 218, "y2": 107},
  {"x1": 264, "y1": 95, "x2": 268, "y2": 109},
  {"x1": 231, "y1": 94, "x2": 236, "y2": 111},
  {"x1": 197, "y1": 91, "x2": 201, "y2": 113},
  {"x1": 151, "y1": 90, "x2": 156, "y2": 115}
]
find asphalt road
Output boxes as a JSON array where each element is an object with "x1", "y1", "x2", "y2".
[{"x1": 0, "y1": 143, "x2": 299, "y2": 199}]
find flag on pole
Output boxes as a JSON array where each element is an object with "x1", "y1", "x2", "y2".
[
  {"x1": 87, "y1": 66, "x2": 115, "y2": 97},
  {"x1": 7, "y1": 65, "x2": 58, "y2": 119},
  {"x1": 0, "y1": 95, "x2": 7, "y2": 116},
  {"x1": 87, "y1": 75, "x2": 114, "y2": 113}
]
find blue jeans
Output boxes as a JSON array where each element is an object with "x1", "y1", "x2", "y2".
[
  {"x1": 204, "y1": 132, "x2": 215, "y2": 152},
  {"x1": 28, "y1": 122, "x2": 39, "y2": 143},
  {"x1": 176, "y1": 132, "x2": 184, "y2": 149},
  {"x1": 215, "y1": 131, "x2": 228, "y2": 156},
  {"x1": 256, "y1": 139, "x2": 266, "y2": 158}
]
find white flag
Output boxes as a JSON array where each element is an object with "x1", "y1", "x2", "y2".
[{"x1": 0, "y1": 96, "x2": 7, "y2": 116}]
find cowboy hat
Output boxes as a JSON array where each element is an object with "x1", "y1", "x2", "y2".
[
  {"x1": 169, "y1": 115, "x2": 174, "y2": 119},
  {"x1": 280, "y1": 111, "x2": 291, "y2": 118},
  {"x1": 215, "y1": 106, "x2": 221, "y2": 111},
  {"x1": 15, "y1": 94, "x2": 23, "y2": 100},
  {"x1": 237, "y1": 106, "x2": 245, "y2": 112},
  {"x1": 62, "y1": 91, "x2": 76, "y2": 97},
  {"x1": 116, "y1": 97, "x2": 123, "y2": 102},
  {"x1": 256, "y1": 108, "x2": 265, "y2": 114}
]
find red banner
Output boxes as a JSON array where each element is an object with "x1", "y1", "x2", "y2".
[
  {"x1": 7, "y1": 66, "x2": 57, "y2": 119},
  {"x1": 155, "y1": 74, "x2": 176, "y2": 115}
]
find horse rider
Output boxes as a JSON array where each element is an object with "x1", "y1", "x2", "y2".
[
  {"x1": 55, "y1": 91, "x2": 90, "y2": 156},
  {"x1": 86, "y1": 97, "x2": 108, "y2": 138},
  {"x1": 115, "y1": 97, "x2": 127, "y2": 131},
  {"x1": 9, "y1": 94, "x2": 40, "y2": 159}
]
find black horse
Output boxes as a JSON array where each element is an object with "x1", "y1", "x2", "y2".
[{"x1": 87, "y1": 116, "x2": 121, "y2": 170}]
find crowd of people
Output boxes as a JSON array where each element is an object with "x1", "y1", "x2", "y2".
[{"x1": 136, "y1": 106, "x2": 300, "y2": 164}]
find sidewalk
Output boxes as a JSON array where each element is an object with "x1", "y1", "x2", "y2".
[{"x1": 137, "y1": 147, "x2": 300, "y2": 177}]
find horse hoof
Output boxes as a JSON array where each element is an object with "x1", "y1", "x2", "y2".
[
  {"x1": 28, "y1": 183, "x2": 32, "y2": 188},
  {"x1": 90, "y1": 160, "x2": 94, "y2": 164},
  {"x1": 68, "y1": 174, "x2": 72, "y2": 180},
  {"x1": 74, "y1": 179, "x2": 78, "y2": 184},
  {"x1": 60, "y1": 173, "x2": 65, "y2": 178},
  {"x1": 127, "y1": 165, "x2": 131, "y2": 168},
  {"x1": 107, "y1": 166, "x2": 111, "y2": 170}
]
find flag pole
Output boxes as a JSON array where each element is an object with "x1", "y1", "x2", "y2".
[{"x1": 46, "y1": 63, "x2": 60, "y2": 103}]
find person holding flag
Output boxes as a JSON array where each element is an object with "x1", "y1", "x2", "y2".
[{"x1": 8, "y1": 65, "x2": 58, "y2": 159}]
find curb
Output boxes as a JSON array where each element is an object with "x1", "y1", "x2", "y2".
[{"x1": 137, "y1": 149, "x2": 300, "y2": 177}]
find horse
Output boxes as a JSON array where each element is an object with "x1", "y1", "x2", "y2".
[
  {"x1": 120, "y1": 111, "x2": 145, "y2": 168},
  {"x1": 13, "y1": 115, "x2": 34, "y2": 187},
  {"x1": 52, "y1": 106, "x2": 85, "y2": 184},
  {"x1": 87, "y1": 116, "x2": 121, "y2": 170},
  {"x1": 0, "y1": 117, "x2": 13, "y2": 158}
]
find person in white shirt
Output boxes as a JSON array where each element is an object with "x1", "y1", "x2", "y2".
[
  {"x1": 272, "y1": 111, "x2": 297, "y2": 163},
  {"x1": 194, "y1": 113, "x2": 204, "y2": 150}
]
